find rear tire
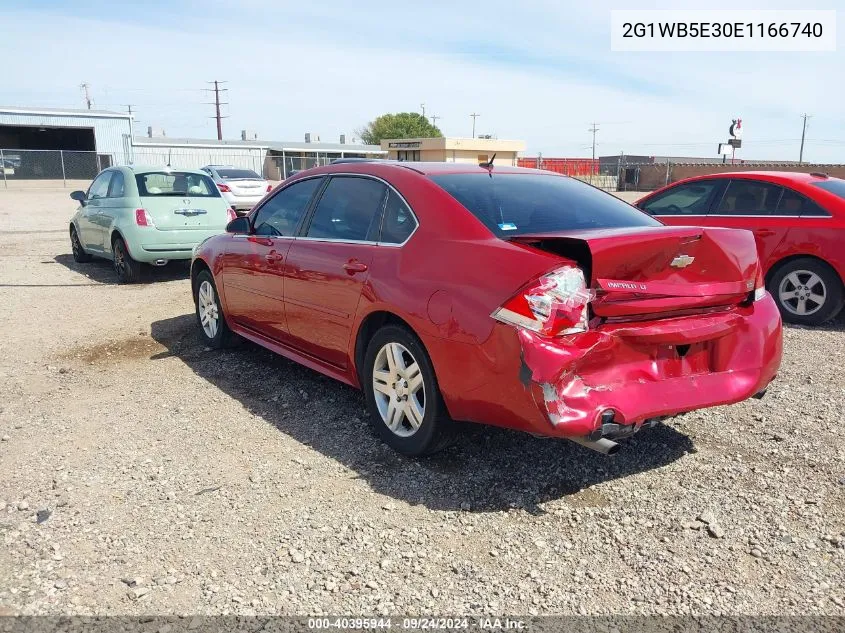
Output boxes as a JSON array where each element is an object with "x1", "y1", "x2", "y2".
[
  {"x1": 362, "y1": 324, "x2": 455, "y2": 456},
  {"x1": 768, "y1": 258, "x2": 843, "y2": 326},
  {"x1": 70, "y1": 226, "x2": 93, "y2": 263},
  {"x1": 193, "y1": 270, "x2": 234, "y2": 348},
  {"x1": 112, "y1": 236, "x2": 142, "y2": 284}
]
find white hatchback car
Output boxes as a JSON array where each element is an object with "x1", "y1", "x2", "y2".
[{"x1": 201, "y1": 165, "x2": 273, "y2": 214}]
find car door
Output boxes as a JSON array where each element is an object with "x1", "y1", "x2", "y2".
[
  {"x1": 96, "y1": 169, "x2": 127, "y2": 251},
  {"x1": 705, "y1": 179, "x2": 792, "y2": 271},
  {"x1": 638, "y1": 179, "x2": 724, "y2": 228},
  {"x1": 283, "y1": 175, "x2": 388, "y2": 368},
  {"x1": 78, "y1": 171, "x2": 113, "y2": 252},
  {"x1": 218, "y1": 176, "x2": 323, "y2": 341}
]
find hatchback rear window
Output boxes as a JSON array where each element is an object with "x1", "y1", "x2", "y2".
[
  {"x1": 216, "y1": 168, "x2": 262, "y2": 179},
  {"x1": 136, "y1": 172, "x2": 220, "y2": 197},
  {"x1": 431, "y1": 173, "x2": 659, "y2": 236},
  {"x1": 812, "y1": 178, "x2": 845, "y2": 201}
]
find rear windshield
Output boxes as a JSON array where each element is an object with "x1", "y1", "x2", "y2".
[
  {"x1": 217, "y1": 168, "x2": 262, "y2": 179},
  {"x1": 812, "y1": 178, "x2": 845, "y2": 201},
  {"x1": 431, "y1": 173, "x2": 659, "y2": 236},
  {"x1": 136, "y1": 172, "x2": 221, "y2": 197}
]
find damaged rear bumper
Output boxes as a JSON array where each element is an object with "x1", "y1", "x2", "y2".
[{"x1": 518, "y1": 295, "x2": 783, "y2": 439}]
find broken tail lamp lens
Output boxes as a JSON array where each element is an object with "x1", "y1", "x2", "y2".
[
  {"x1": 134, "y1": 208, "x2": 156, "y2": 227},
  {"x1": 753, "y1": 265, "x2": 766, "y2": 302},
  {"x1": 492, "y1": 266, "x2": 593, "y2": 335}
]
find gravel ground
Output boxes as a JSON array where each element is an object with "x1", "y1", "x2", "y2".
[{"x1": 0, "y1": 189, "x2": 843, "y2": 617}]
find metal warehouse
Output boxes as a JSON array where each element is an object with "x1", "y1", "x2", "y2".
[
  {"x1": 0, "y1": 106, "x2": 132, "y2": 181},
  {"x1": 131, "y1": 137, "x2": 387, "y2": 180}
]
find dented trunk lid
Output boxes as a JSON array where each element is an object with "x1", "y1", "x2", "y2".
[{"x1": 510, "y1": 225, "x2": 759, "y2": 318}]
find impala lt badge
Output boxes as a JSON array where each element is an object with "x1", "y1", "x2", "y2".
[{"x1": 670, "y1": 254, "x2": 695, "y2": 269}]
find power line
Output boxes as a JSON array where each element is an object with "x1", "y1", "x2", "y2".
[
  {"x1": 799, "y1": 113, "x2": 812, "y2": 165},
  {"x1": 470, "y1": 112, "x2": 480, "y2": 138},
  {"x1": 430, "y1": 114, "x2": 440, "y2": 128},
  {"x1": 204, "y1": 81, "x2": 229, "y2": 140}
]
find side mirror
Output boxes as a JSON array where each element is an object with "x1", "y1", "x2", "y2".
[
  {"x1": 70, "y1": 190, "x2": 87, "y2": 205},
  {"x1": 226, "y1": 216, "x2": 250, "y2": 234}
]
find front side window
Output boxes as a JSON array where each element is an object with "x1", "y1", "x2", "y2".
[
  {"x1": 380, "y1": 190, "x2": 417, "y2": 244},
  {"x1": 642, "y1": 180, "x2": 719, "y2": 216},
  {"x1": 253, "y1": 177, "x2": 322, "y2": 237},
  {"x1": 87, "y1": 171, "x2": 112, "y2": 199},
  {"x1": 716, "y1": 180, "x2": 783, "y2": 215},
  {"x1": 432, "y1": 173, "x2": 659, "y2": 237},
  {"x1": 136, "y1": 172, "x2": 220, "y2": 197},
  {"x1": 306, "y1": 177, "x2": 387, "y2": 241},
  {"x1": 108, "y1": 171, "x2": 125, "y2": 198}
]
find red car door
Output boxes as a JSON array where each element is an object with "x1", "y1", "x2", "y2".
[
  {"x1": 218, "y1": 177, "x2": 323, "y2": 341},
  {"x1": 283, "y1": 175, "x2": 387, "y2": 368}
]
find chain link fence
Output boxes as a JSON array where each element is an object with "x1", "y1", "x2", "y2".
[{"x1": 0, "y1": 149, "x2": 114, "y2": 188}]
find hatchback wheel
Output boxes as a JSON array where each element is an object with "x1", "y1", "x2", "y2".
[
  {"x1": 70, "y1": 226, "x2": 92, "y2": 263},
  {"x1": 112, "y1": 236, "x2": 142, "y2": 283},
  {"x1": 769, "y1": 258, "x2": 844, "y2": 326},
  {"x1": 193, "y1": 270, "x2": 234, "y2": 348},
  {"x1": 363, "y1": 324, "x2": 455, "y2": 456}
]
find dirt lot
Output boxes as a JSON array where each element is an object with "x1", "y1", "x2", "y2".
[{"x1": 0, "y1": 188, "x2": 843, "y2": 617}]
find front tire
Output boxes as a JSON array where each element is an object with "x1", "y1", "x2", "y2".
[
  {"x1": 362, "y1": 324, "x2": 455, "y2": 456},
  {"x1": 70, "y1": 226, "x2": 93, "y2": 263},
  {"x1": 112, "y1": 236, "x2": 142, "y2": 284},
  {"x1": 768, "y1": 258, "x2": 843, "y2": 326},
  {"x1": 193, "y1": 270, "x2": 234, "y2": 348}
]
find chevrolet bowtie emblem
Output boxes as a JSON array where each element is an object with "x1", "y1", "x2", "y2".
[{"x1": 670, "y1": 254, "x2": 695, "y2": 268}]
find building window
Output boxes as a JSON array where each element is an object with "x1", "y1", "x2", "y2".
[{"x1": 396, "y1": 150, "x2": 420, "y2": 161}]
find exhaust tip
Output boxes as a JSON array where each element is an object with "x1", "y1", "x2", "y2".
[
  {"x1": 152, "y1": 259, "x2": 169, "y2": 266},
  {"x1": 605, "y1": 442, "x2": 621, "y2": 456}
]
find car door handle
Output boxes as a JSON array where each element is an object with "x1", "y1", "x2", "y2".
[
  {"x1": 265, "y1": 251, "x2": 283, "y2": 264},
  {"x1": 343, "y1": 261, "x2": 368, "y2": 274}
]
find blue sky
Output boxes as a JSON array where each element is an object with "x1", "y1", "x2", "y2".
[{"x1": 2, "y1": 0, "x2": 843, "y2": 161}]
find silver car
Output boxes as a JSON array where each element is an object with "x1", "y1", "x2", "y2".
[{"x1": 201, "y1": 165, "x2": 272, "y2": 214}]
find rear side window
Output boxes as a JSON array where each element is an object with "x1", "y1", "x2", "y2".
[
  {"x1": 642, "y1": 180, "x2": 719, "y2": 216},
  {"x1": 136, "y1": 172, "x2": 220, "y2": 197},
  {"x1": 431, "y1": 173, "x2": 658, "y2": 236},
  {"x1": 306, "y1": 176, "x2": 387, "y2": 242},
  {"x1": 777, "y1": 188, "x2": 828, "y2": 217},
  {"x1": 380, "y1": 190, "x2": 417, "y2": 244},
  {"x1": 716, "y1": 180, "x2": 783, "y2": 215},
  {"x1": 253, "y1": 177, "x2": 322, "y2": 237}
]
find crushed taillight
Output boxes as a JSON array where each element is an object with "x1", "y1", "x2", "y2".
[
  {"x1": 226, "y1": 208, "x2": 237, "y2": 222},
  {"x1": 753, "y1": 265, "x2": 766, "y2": 301},
  {"x1": 266, "y1": 184, "x2": 273, "y2": 192},
  {"x1": 218, "y1": 183, "x2": 231, "y2": 192},
  {"x1": 134, "y1": 208, "x2": 155, "y2": 227},
  {"x1": 492, "y1": 266, "x2": 593, "y2": 336}
]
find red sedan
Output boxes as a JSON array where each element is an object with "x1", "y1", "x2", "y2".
[
  {"x1": 636, "y1": 171, "x2": 845, "y2": 325},
  {"x1": 191, "y1": 162, "x2": 782, "y2": 456}
]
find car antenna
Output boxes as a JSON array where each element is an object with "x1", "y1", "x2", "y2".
[{"x1": 481, "y1": 153, "x2": 496, "y2": 169}]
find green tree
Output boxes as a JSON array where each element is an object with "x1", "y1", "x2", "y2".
[{"x1": 357, "y1": 112, "x2": 443, "y2": 145}]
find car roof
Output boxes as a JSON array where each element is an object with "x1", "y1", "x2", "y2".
[
  {"x1": 675, "y1": 170, "x2": 837, "y2": 185},
  {"x1": 126, "y1": 165, "x2": 212, "y2": 176},
  {"x1": 305, "y1": 161, "x2": 552, "y2": 177}
]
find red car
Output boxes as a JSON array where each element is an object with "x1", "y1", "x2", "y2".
[
  {"x1": 191, "y1": 162, "x2": 782, "y2": 456},
  {"x1": 636, "y1": 171, "x2": 845, "y2": 326}
]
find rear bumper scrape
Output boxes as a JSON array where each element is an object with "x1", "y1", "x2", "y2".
[{"x1": 518, "y1": 295, "x2": 783, "y2": 439}]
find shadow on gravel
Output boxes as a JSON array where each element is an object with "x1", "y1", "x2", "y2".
[
  {"x1": 784, "y1": 310, "x2": 845, "y2": 333},
  {"x1": 53, "y1": 253, "x2": 190, "y2": 285},
  {"x1": 151, "y1": 313, "x2": 696, "y2": 513}
]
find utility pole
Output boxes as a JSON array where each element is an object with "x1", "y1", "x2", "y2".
[
  {"x1": 470, "y1": 112, "x2": 480, "y2": 138},
  {"x1": 588, "y1": 122, "x2": 600, "y2": 162},
  {"x1": 205, "y1": 81, "x2": 229, "y2": 140},
  {"x1": 430, "y1": 114, "x2": 440, "y2": 128},
  {"x1": 799, "y1": 113, "x2": 811, "y2": 165},
  {"x1": 420, "y1": 103, "x2": 426, "y2": 117},
  {"x1": 80, "y1": 83, "x2": 93, "y2": 110}
]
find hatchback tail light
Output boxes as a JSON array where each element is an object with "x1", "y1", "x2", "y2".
[
  {"x1": 135, "y1": 208, "x2": 156, "y2": 227},
  {"x1": 218, "y1": 183, "x2": 231, "y2": 192},
  {"x1": 492, "y1": 266, "x2": 593, "y2": 336},
  {"x1": 266, "y1": 184, "x2": 273, "y2": 192},
  {"x1": 226, "y1": 208, "x2": 237, "y2": 222},
  {"x1": 753, "y1": 265, "x2": 766, "y2": 301}
]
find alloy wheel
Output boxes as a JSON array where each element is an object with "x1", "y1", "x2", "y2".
[
  {"x1": 71, "y1": 230, "x2": 81, "y2": 258},
  {"x1": 372, "y1": 342, "x2": 425, "y2": 437},
  {"x1": 778, "y1": 269, "x2": 827, "y2": 317},
  {"x1": 197, "y1": 280, "x2": 219, "y2": 339}
]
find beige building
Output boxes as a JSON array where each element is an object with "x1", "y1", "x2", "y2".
[{"x1": 381, "y1": 137, "x2": 526, "y2": 165}]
